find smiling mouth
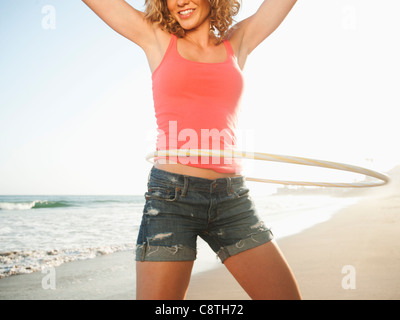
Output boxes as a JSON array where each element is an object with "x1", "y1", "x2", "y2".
[{"x1": 178, "y1": 9, "x2": 195, "y2": 17}]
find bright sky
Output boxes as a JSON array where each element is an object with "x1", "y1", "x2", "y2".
[{"x1": 1, "y1": 0, "x2": 399, "y2": 195}]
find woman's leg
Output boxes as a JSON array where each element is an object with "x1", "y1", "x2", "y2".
[
  {"x1": 224, "y1": 241, "x2": 301, "y2": 300},
  {"x1": 136, "y1": 261, "x2": 194, "y2": 300}
]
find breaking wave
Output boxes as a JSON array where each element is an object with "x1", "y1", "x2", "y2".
[{"x1": 0, "y1": 200, "x2": 74, "y2": 210}]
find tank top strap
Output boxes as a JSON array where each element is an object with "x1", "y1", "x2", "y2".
[
  {"x1": 168, "y1": 34, "x2": 178, "y2": 56},
  {"x1": 223, "y1": 39, "x2": 235, "y2": 58},
  {"x1": 170, "y1": 34, "x2": 178, "y2": 45}
]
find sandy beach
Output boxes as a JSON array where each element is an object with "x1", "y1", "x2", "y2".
[
  {"x1": 1, "y1": 181, "x2": 399, "y2": 300},
  {"x1": 187, "y1": 182, "x2": 400, "y2": 300},
  {"x1": 188, "y1": 185, "x2": 400, "y2": 300}
]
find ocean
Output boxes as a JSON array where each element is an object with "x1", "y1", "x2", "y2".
[{"x1": 0, "y1": 193, "x2": 358, "y2": 278}]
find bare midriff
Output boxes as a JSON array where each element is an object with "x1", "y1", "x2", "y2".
[{"x1": 155, "y1": 160, "x2": 241, "y2": 180}]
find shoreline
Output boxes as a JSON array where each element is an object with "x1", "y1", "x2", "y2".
[{"x1": 1, "y1": 186, "x2": 399, "y2": 300}]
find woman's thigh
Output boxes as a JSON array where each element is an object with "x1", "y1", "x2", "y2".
[
  {"x1": 224, "y1": 241, "x2": 301, "y2": 300},
  {"x1": 136, "y1": 261, "x2": 194, "y2": 300}
]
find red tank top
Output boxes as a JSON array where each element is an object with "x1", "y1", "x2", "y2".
[{"x1": 152, "y1": 34, "x2": 244, "y2": 173}]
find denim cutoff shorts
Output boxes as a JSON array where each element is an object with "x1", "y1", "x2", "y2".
[{"x1": 136, "y1": 167, "x2": 274, "y2": 263}]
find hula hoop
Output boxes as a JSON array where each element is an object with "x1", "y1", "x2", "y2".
[{"x1": 145, "y1": 149, "x2": 390, "y2": 188}]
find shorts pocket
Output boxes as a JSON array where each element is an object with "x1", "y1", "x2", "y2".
[
  {"x1": 233, "y1": 186, "x2": 250, "y2": 199},
  {"x1": 145, "y1": 186, "x2": 179, "y2": 202}
]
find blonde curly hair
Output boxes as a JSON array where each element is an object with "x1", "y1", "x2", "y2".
[{"x1": 144, "y1": 0, "x2": 241, "y2": 41}]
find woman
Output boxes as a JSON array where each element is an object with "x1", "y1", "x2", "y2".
[{"x1": 83, "y1": 0, "x2": 301, "y2": 300}]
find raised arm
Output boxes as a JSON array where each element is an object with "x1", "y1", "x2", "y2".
[
  {"x1": 82, "y1": 0, "x2": 155, "y2": 49},
  {"x1": 230, "y1": 0, "x2": 297, "y2": 67}
]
